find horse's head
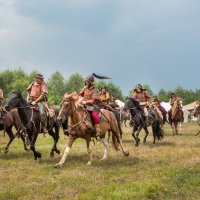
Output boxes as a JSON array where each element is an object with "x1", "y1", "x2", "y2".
[
  {"x1": 123, "y1": 97, "x2": 134, "y2": 112},
  {"x1": 173, "y1": 97, "x2": 183, "y2": 109},
  {"x1": 5, "y1": 92, "x2": 23, "y2": 111},
  {"x1": 58, "y1": 92, "x2": 81, "y2": 123}
]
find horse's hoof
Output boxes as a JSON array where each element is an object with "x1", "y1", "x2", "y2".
[
  {"x1": 55, "y1": 149, "x2": 60, "y2": 154},
  {"x1": 4, "y1": 149, "x2": 9, "y2": 154},
  {"x1": 50, "y1": 152, "x2": 54, "y2": 158},
  {"x1": 54, "y1": 163, "x2": 62, "y2": 168},
  {"x1": 100, "y1": 158, "x2": 107, "y2": 161},
  {"x1": 86, "y1": 161, "x2": 92, "y2": 165},
  {"x1": 37, "y1": 153, "x2": 42, "y2": 158},
  {"x1": 124, "y1": 151, "x2": 129, "y2": 156}
]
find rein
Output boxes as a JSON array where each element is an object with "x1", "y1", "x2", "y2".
[
  {"x1": 17, "y1": 105, "x2": 36, "y2": 130},
  {"x1": 64, "y1": 108, "x2": 88, "y2": 133}
]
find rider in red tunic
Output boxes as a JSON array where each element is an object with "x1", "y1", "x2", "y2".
[{"x1": 79, "y1": 74, "x2": 102, "y2": 141}]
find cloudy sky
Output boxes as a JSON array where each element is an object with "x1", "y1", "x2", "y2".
[{"x1": 0, "y1": 0, "x2": 200, "y2": 95}]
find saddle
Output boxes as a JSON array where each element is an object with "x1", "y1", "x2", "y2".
[{"x1": 31, "y1": 102, "x2": 55, "y2": 118}]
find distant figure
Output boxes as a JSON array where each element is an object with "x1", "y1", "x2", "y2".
[
  {"x1": 168, "y1": 93, "x2": 184, "y2": 122},
  {"x1": 152, "y1": 95, "x2": 167, "y2": 123},
  {"x1": 99, "y1": 86, "x2": 110, "y2": 106}
]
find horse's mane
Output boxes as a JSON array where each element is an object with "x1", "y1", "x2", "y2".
[{"x1": 128, "y1": 98, "x2": 143, "y2": 112}]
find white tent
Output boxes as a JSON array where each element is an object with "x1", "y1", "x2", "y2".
[{"x1": 160, "y1": 102, "x2": 171, "y2": 112}]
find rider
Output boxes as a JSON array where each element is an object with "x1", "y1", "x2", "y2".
[
  {"x1": 99, "y1": 86, "x2": 110, "y2": 107},
  {"x1": 131, "y1": 84, "x2": 151, "y2": 125},
  {"x1": 152, "y1": 95, "x2": 167, "y2": 122},
  {"x1": 0, "y1": 88, "x2": 6, "y2": 119},
  {"x1": 79, "y1": 74, "x2": 102, "y2": 141},
  {"x1": 168, "y1": 93, "x2": 184, "y2": 122},
  {"x1": 27, "y1": 73, "x2": 48, "y2": 132}
]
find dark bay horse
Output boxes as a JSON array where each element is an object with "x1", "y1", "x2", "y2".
[
  {"x1": 0, "y1": 109, "x2": 28, "y2": 153},
  {"x1": 6, "y1": 92, "x2": 61, "y2": 160},
  {"x1": 123, "y1": 98, "x2": 164, "y2": 146},
  {"x1": 55, "y1": 92, "x2": 129, "y2": 167},
  {"x1": 168, "y1": 97, "x2": 183, "y2": 135}
]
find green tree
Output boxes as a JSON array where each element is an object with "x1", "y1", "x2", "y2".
[
  {"x1": 47, "y1": 71, "x2": 65, "y2": 105},
  {"x1": 11, "y1": 68, "x2": 30, "y2": 97},
  {"x1": 65, "y1": 73, "x2": 84, "y2": 93},
  {"x1": 0, "y1": 70, "x2": 15, "y2": 98}
]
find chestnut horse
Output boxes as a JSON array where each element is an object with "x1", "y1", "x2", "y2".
[
  {"x1": 168, "y1": 97, "x2": 183, "y2": 135},
  {"x1": 55, "y1": 93, "x2": 129, "y2": 167},
  {"x1": 0, "y1": 109, "x2": 28, "y2": 153}
]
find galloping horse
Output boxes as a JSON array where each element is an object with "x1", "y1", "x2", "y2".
[
  {"x1": 168, "y1": 97, "x2": 183, "y2": 135},
  {"x1": 6, "y1": 92, "x2": 61, "y2": 160},
  {"x1": 55, "y1": 92, "x2": 129, "y2": 167},
  {"x1": 0, "y1": 109, "x2": 28, "y2": 153},
  {"x1": 123, "y1": 98, "x2": 164, "y2": 146}
]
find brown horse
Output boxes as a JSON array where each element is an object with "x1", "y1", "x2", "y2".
[
  {"x1": 120, "y1": 109, "x2": 130, "y2": 127},
  {"x1": 0, "y1": 109, "x2": 28, "y2": 153},
  {"x1": 168, "y1": 97, "x2": 183, "y2": 135},
  {"x1": 55, "y1": 92, "x2": 129, "y2": 167}
]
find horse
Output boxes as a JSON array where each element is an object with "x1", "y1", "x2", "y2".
[
  {"x1": 5, "y1": 92, "x2": 61, "y2": 160},
  {"x1": 120, "y1": 109, "x2": 131, "y2": 127},
  {"x1": 123, "y1": 97, "x2": 164, "y2": 146},
  {"x1": 0, "y1": 109, "x2": 29, "y2": 153},
  {"x1": 168, "y1": 97, "x2": 183, "y2": 135},
  {"x1": 55, "y1": 92, "x2": 129, "y2": 167},
  {"x1": 193, "y1": 103, "x2": 200, "y2": 126}
]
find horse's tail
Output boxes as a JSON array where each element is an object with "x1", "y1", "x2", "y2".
[
  {"x1": 111, "y1": 133, "x2": 120, "y2": 151},
  {"x1": 155, "y1": 121, "x2": 164, "y2": 140}
]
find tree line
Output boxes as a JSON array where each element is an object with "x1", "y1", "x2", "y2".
[
  {"x1": 0, "y1": 69, "x2": 124, "y2": 105},
  {"x1": 0, "y1": 69, "x2": 199, "y2": 105}
]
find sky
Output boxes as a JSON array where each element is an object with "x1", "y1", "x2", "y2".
[{"x1": 0, "y1": 0, "x2": 200, "y2": 95}]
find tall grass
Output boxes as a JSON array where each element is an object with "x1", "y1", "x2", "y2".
[{"x1": 0, "y1": 123, "x2": 200, "y2": 200}]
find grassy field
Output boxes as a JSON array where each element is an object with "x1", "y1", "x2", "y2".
[{"x1": 0, "y1": 123, "x2": 200, "y2": 200}]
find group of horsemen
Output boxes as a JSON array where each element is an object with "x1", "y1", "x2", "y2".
[{"x1": 0, "y1": 73, "x2": 186, "y2": 141}]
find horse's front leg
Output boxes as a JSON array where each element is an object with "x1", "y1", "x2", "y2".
[
  {"x1": 48, "y1": 127, "x2": 60, "y2": 157},
  {"x1": 135, "y1": 126, "x2": 142, "y2": 147},
  {"x1": 4, "y1": 128, "x2": 15, "y2": 154},
  {"x1": 30, "y1": 132, "x2": 41, "y2": 160},
  {"x1": 55, "y1": 135, "x2": 75, "y2": 167},
  {"x1": 132, "y1": 126, "x2": 138, "y2": 145}
]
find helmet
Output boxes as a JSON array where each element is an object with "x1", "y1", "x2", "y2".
[{"x1": 85, "y1": 75, "x2": 94, "y2": 84}]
